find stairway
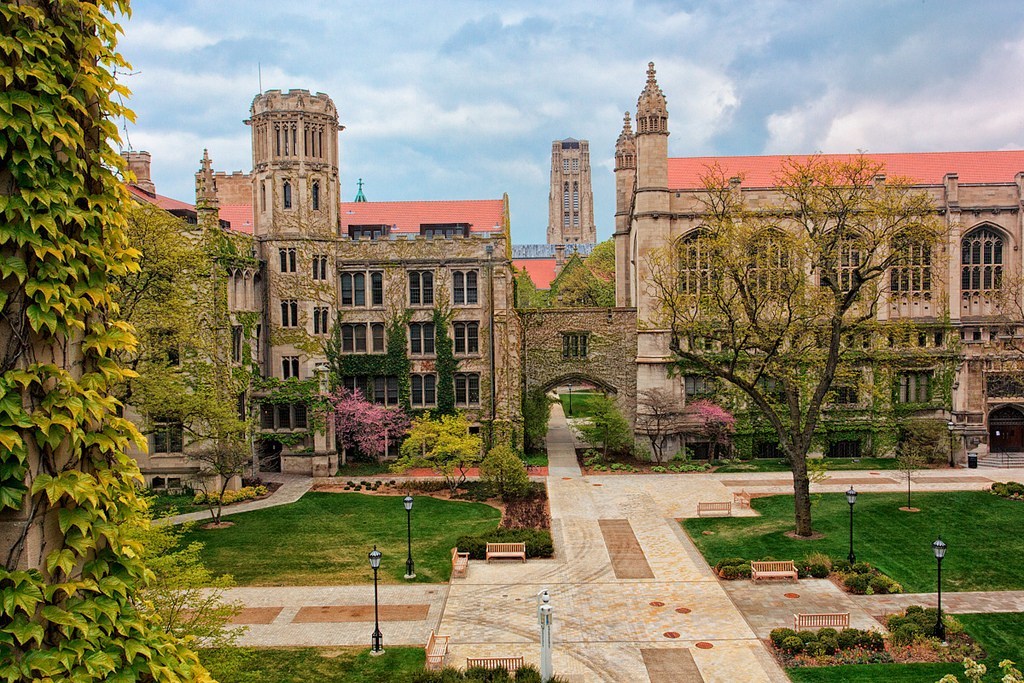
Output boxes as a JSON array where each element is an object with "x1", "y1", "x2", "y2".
[{"x1": 977, "y1": 452, "x2": 1024, "y2": 468}]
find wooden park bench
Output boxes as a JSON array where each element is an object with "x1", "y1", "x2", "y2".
[
  {"x1": 466, "y1": 656, "x2": 524, "y2": 672},
  {"x1": 485, "y1": 542, "x2": 527, "y2": 563},
  {"x1": 733, "y1": 490, "x2": 752, "y2": 509},
  {"x1": 424, "y1": 630, "x2": 450, "y2": 670},
  {"x1": 794, "y1": 613, "x2": 850, "y2": 630},
  {"x1": 751, "y1": 560, "x2": 798, "y2": 582},
  {"x1": 697, "y1": 501, "x2": 732, "y2": 517},
  {"x1": 451, "y1": 547, "x2": 470, "y2": 579}
]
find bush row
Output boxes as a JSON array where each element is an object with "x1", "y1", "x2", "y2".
[
  {"x1": 713, "y1": 554, "x2": 902, "y2": 594},
  {"x1": 192, "y1": 485, "x2": 267, "y2": 506},
  {"x1": 454, "y1": 528, "x2": 554, "y2": 560},
  {"x1": 991, "y1": 481, "x2": 1024, "y2": 499},
  {"x1": 411, "y1": 664, "x2": 566, "y2": 682},
  {"x1": 770, "y1": 626, "x2": 884, "y2": 657}
]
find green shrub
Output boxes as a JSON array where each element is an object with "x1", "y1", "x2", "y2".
[
  {"x1": 818, "y1": 634, "x2": 839, "y2": 655},
  {"x1": 843, "y1": 573, "x2": 871, "y2": 594},
  {"x1": 464, "y1": 666, "x2": 511, "y2": 682},
  {"x1": 869, "y1": 574, "x2": 902, "y2": 595},
  {"x1": 857, "y1": 630, "x2": 884, "y2": 651},
  {"x1": 851, "y1": 562, "x2": 873, "y2": 575},
  {"x1": 890, "y1": 622, "x2": 922, "y2": 646},
  {"x1": 651, "y1": 466, "x2": 667, "y2": 473},
  {"x1": 714, "y1": 557, "x2": 746, "y2": 572},
  {"x1": 480, "y1": 444, "x2": 531, "y2": 501},
  {"x1": 831, "y1": 559, "x2": 852, "y2": 573},
  {"x1": 734, "y1": 562, "x2": 752, "y2": 579},
  {"x1": 797, "y1": 630, "x2": 818, "y2": 644},
  {"x1": 454, "y1": 528, "x2": 554, "y2": 560},
  {"x1": 805, "y1": 563, "x2": 830, "y2": 579},
  {"x1": 770, "y1": 628, "x2": 797, "y2": 648},
  {"x1": 804, "y1": 552, "x2": 833, "y2": 570},
  {"x1": 817, "y1": 628, "x2": 838, "y2": 640},
  {"x1": 991, "y1": 481, "x2": 1024, "y2": 498},
  {"x1": 781, "y1": 636, "x2": 804, "y2": 655},
  {"x1": 720, "y1": 565, "x2": 740, "y2": 580},
  {"x1": 514, "y1": 665, "x2": 542, "y2": 683},
  {"x1": 804, "y1": 640, "x2": 826, "y2": 657},
  {"x1": 837, "y1": 628, "x2": 859, "y2": 650}
]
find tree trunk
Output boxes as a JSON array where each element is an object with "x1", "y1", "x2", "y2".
[{"x1": 791, "y1": 453, "x2": 813, "y2": 537}]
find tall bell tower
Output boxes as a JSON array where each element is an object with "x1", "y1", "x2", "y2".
[{"x1": 546, "y1": 138, "x2": 597, "y2": 245}]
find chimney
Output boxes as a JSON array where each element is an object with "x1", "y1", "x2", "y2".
[{"x1": 121, "y1": 150, "x2": 155, "y2": 194}]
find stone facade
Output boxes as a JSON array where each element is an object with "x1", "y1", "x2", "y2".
[
  {"x1": 615, "y1": 62, "x2": 1024, "y2": 460},
  {"x1": 547, "y1": 138, "x2": 597, "y2": 245},
  {"x1": 521, "y1": 307, "x2": 637, "y2": 421}
]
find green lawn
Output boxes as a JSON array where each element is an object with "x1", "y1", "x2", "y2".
[
  {"x1": 335, "y1": 461, "x2": 393, "y2": 477},
  {"x1": 523, "y1": 450, "x2": 549, "y2": 467},
  {"x1": 714, "y1": 457, "x2": 906, "y2": 473},
  {"x1": 787, "y1": 612, "x2": 1024, "y2": 682},
  {"x1": 201, "y1": 647, "x2": 424, "y2": 683},
  {"x1": 685, "y1": 491, "x2": 1024, "y2": 592},
  {"x1": 182, "y1": 492, "x2": 500, "y2": 585},
  {"x1": 147, "y1": 492, "x2": 203, "y2": 517},
  {"x1": 559, "y1": 391, "x2": 603, "y2": 418}
]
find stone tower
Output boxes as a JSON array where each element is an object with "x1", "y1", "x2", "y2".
[
  {"x1": 613, "y1": 112, "x2": 636, "y2": 306},
  {"x1": 546, "y1": 138, "x2": 596, "y2": 245},
  {"x1": 247, "y1": 89, "x2": 342, "y2": 237}
]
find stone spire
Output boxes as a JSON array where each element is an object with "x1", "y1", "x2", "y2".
[
  {"x1": 636, "y1": 61, "x2": 668, "y2": 135},
  {"x1": 614, "y1": 111, "x2": 636, "y2": 171},
  {"x1": 195, "y1": 148, "x2": 218, "y2": 210}
]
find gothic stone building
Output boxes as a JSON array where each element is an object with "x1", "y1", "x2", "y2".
[{"x1": 615, "y1": 63, "x2": 1024, "y2": 461}]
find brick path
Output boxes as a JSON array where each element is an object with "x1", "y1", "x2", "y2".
[{"x1": 852, "y1": 589, "x2": 1024, "y2": 615}]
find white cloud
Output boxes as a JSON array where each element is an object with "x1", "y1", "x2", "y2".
[{"x1": 119, "y1": 21, "x2": 219, "y2": 54}]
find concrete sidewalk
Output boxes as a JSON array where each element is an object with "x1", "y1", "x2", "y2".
[{"x1": 164, "y1": 473, "x2": 313, "y2": 526}]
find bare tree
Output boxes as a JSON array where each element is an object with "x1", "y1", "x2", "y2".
[
  {"x1": 636, "y1": 388, "x2": 684, "y2": 462},
  {"x1": 647, "y1": 155, "x2": 944, "y2": 536},
  {"x1": 192, "y1": 438, "x2": 252, "y2": 526}
]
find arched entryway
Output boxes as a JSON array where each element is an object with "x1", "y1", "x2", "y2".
[{"x1": 989, "y1": 405, "x2": 1024, "y2": 452}]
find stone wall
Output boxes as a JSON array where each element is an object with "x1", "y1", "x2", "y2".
[
  {"x1": 521, "y1": 307, "x2": 637, "y2": 421},
  {"x1": 212, "y1": 171, "x2": 253, "y2": 205}
]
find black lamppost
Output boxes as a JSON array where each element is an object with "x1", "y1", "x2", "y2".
[
  {"x1": 369, "y1": 546, "x2": 383, "y2": 655},
  {"x1": 946, "y1": 420, "x2": 956, "y2": 468},
  {"x1": 403, "y1": 496, "x2": 416, "y2": 579},
  {"x1": 846, "y1": 486, "x2": 858, "y2": 564},
  {"x1": 932, "y1": 537, "x2": 947, "y2": 643},
  {"x1": 567, "y1": 383, "x2": 574, "y2": 416}
]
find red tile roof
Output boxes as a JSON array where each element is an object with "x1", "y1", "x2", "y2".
[
  {"x1": 339, "y1": 199, "x2": 505, "y2": 234},
  {"x1": 667, "y1": 150, "x2": 1024, "y2": 189},
  {"x1": 513, "y1": 258, "x2": 558, "y2": 290},
  {"x1": 126, "y1": 184, "x2": 195, "y2": 212},
  {"x1": 219, "y1": 205, "x2": 254, "y2": 234}
]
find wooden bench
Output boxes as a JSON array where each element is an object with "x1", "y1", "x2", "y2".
[
  {"x1": 425, "y1": 630, "x2": 450, "y2": 670},
  {"x1": 466, "y1": 656, "x2": 524, "y2": 672},
  {"x1": 733, "y1": 490, "x2": 751, "y2": 509},
  {"x1": 451, "y1": 547, "x2": 470, "y2": 578},
  {"x1": 697, "y1": 501, "x2": 732, "y2": 517},
  {"x1": 794, "y1": 613, "x2": 850, "y2": 630},
  {"x1": 485, "y1": 542, "x2": 527, "y2": 563},
  {"x1": 751, "y1": 560, "x2": 798, "y2": 582}
]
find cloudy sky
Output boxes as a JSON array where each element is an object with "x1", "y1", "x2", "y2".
[{"x1": 119, "y1": 1, "x2": 1024, "y2": 244}]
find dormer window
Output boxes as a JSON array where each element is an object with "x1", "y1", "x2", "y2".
[
  {"x1": 420, "y1": 223, "x2": 469, "y2": 238},
  {"x1": 348, "y1": 224, "x2": 389, "y2": 240}
]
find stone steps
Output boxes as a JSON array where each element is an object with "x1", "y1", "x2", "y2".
[{"x1": 977, "y1": 452, "x2": 1024, "y2": 468}]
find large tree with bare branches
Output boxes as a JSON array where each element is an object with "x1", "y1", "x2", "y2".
[{"x1": 647, "y1": 155, "x2": 944, "y2": 536}]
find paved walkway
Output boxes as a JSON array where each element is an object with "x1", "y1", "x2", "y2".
[
  {"x1": 165, "y1": 473, "x2": 313, "y2": 526},
  {"x1": 853, "y1": 589, "x2": 1024, "y2": 615},
  {"x1": 439, "y1": 403, "x2": 788, "y2": 683}
]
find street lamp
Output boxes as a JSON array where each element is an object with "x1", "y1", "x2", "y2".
[
  {"x1": 368, "y1": 546, "x2": 383, "y2": 655},
  {"x1": 946, "y1": 420, "x2": 956, "y2": 468},
  {"x1": 846, "y1": 486, "x2": 858, "y2": 564},
  {"x1": 403, "y1": 496, "x2": 416, "y2": 579},
  {"x1": 932, "y1": 537, "x2": 947, "y2": 643},
  {"x1": 567, "y1": 383, "x2": 574, "y2": 416}
]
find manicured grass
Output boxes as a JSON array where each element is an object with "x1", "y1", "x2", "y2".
[
  {"x1": 201, "y1": 646, "x2": 424, "y2": 683},
  {"x1": 685, "y1": 491, "x2": 1024, "y2": 592},
  {"x1": 147, "y1": 492, "x2": 203, "y2": 517},
  {"x1": 786, "y1": 612, "x2": 1024, "y2": 682},
  {"x1": 523, "y1": 450, "x2": 548, "y2": 467},
  {"x1": 335, "y1": 461, "x2": 393, "y2": 477},
  {"x1": 559, "y1": 391, "x2": 603, "y2": 418},
  {"x1": 714, "y1": 457, "x2": 906, "y2": 473},
  {"x1": 182, "y1": 492, "x2": 500, "y2": 585}
]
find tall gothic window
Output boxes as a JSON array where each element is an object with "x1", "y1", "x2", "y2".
[
  {"x1": 678, "y1": 232, "x2": 713, "y2": 294},
  {"x1": 572, "y1": 182, "x2": 579, "y2": 211},
  {"x1": 748, "y1": 230, "x2": 790, "y2": 294},
  {"x1": 283, "y1": 181, "x2": 292, "y2": 209},
  {"x1": 890, "y1": 239, "x2": 932, "y2": 294},
  {"x1": 961, "y1": 227, "x2": 1003, "y2": 293},
  {"x1": 312, "y1": 181, "x2": 320, "y2": 210}
]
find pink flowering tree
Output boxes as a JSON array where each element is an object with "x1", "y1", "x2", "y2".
[
  {"x1": 328, "y1": 389, "x2": 410, "y2": 462},
  {"x1": 686, "y1": 400, "x2": 736, "y2": 461}
]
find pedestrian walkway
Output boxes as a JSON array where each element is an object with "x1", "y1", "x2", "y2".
[
  {"x1": 852, "y1": 589, "x2": 1024, "y2": 616},
  {"x1": 164, "y1": 472, "x2": 313, "y2": 526},
  {"x1": 546, "y1": 403, "x2": 582, "y2": 478}
]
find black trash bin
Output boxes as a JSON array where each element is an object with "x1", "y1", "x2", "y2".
[{"x1": 967, "y1": 453, "x2": 978, "y2": 469}]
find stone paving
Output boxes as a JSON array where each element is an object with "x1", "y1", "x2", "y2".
[
  {"x1": 852, "y1": 589, "x2": 1024, "y2": 616},
  {"x1": 164, "y1": 472, "x2": 313, "y2": 526},
  {"x1": 723, "y1": 578, "x2": 884, "y2": 638}
]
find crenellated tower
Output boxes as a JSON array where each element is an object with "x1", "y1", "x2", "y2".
[
  {"x1": 247, "y1": 89, "x2": 343, "y2": 237},
  {"x1": 613, "y1": 112, "x2": 636, "y2": 306},
  {"x1": 546, "y1": 138, "x2": 597, "y2": 244}
]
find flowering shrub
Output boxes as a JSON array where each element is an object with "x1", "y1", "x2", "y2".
[
  {"x1": 991, "y1": 481, "x2": 1024, "y2": 500},
  {"x1": 771, "y1": 627, "x2": 887, "y2": 667},
  {"x1": 194, "y1": 485, "x2": 268, "y2": 506}
]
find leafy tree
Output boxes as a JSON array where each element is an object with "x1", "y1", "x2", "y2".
[
  {"x1": 577, "y1": 394, "x2": 633, "y2": 457},
  {"x1": 550, "y1": 240, "x2": 616, "y2": 307},
  {"x1": 192, "y1": 437, "x2": 252, "y2": 525},
  {"x1": 636, "y1": 388, "x2": 683, "y2": 462},
  {"x1": 328, "y1": 388, "x2": 410, "y2": 462},
  {"x1": 130, "y1": 516, "x2": 243, "y2": 647},
  {"x1": 686, "y1": 400, "x2": 736, "y2": 461},
  {"x1": 394, "y1": 413, "x2": 482, "y2": 495},
  {"x1": 480, "y1": 444, "x2": 530, "y2": 500},
  {"x1": 0, "y1": 2, "x2": 210, "y2": 679},
  {"x1": 522, "y1": 387, "x2": 553, "y2": 451},
  {"x1": 896, "y1": 446, "x2": 926, "y2": 510},
  {"x1": 899, "y1": 418, "x2": 951, "y2": 465},
  {"x1": 514, "y1": 268, "x2": 550, "y2": 308},
  {"x1": 647, "y1": 155, "x2": 942, "y2": 536}
]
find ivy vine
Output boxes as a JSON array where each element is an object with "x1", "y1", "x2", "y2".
[{"x1": 433, "y1": 307, "x2": 456, "y2": 415}]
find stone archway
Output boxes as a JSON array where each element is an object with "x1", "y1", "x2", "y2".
[{"x1": 989, "y1": 404, "x2": 1024, "y2": 452}]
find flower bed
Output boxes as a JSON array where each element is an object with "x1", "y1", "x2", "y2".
[
  {"x1": 579, "y1": 448, "x2": 713, "y2": 474},
  {"x1": 713, "y1": 553, "x2": 903, "y2": 594},
  {"x1": 193, "y1": 485, "x2": 268, "y2": 506},
  {"x1": 990, "y1": 481, "x2": 1024, "y2": 500},
  {"x1": 769, "y1": 606, "x2": 983, "y2": 668}
]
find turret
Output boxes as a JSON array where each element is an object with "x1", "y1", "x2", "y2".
[{"x1": 614, "y1": 112, "x2": 636, "y2": 306}]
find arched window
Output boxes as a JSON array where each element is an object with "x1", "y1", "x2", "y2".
[
  {"x1": 283, "y1": 181, "x2": 292, "y2": 209},
  {"x1": 678, "y1": 231, "x2": 713, "y2": 294},
  {"x1": 961, "y1": 227, "x2": 1003, "y2": 293},
  {"x1": 312, "y1": 181, "x2": 320, "y2": 211},
  {"x1": 748, "y1": 230, "x2": 790, "y2": 294},
  {"x1": 821, "y1": 233, "x2": 862, "y2": 292}
]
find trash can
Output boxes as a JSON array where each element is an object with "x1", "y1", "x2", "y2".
[{"x1": 967, "y1": 453, "x2": 978, "y2": 469}]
